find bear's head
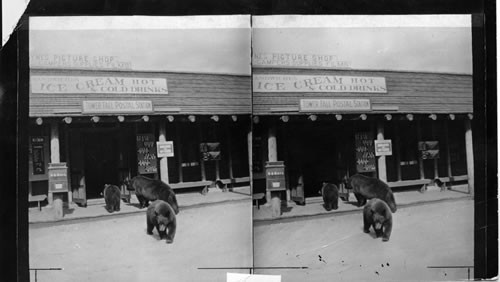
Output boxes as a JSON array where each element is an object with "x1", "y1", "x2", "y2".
[
  {"x1": 372, "y1": 213, "x2": 387, "y2": 230},
  {"x1": 122, "y1": 178, "x2": 134, "y2": 191},
  {"x1": 155, "y1": 204, "x2": 171, "y2": 231}
]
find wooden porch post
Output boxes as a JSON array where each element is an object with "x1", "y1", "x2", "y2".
[
  {"x1": 64, "y1": 126, "x2": 73, "y2": 204},
  {"x1": 465, "y1": 119, "x2": 474, "y2": 197},
  {"x1": 376, "y1": 121, "x2": 387, "y2": 182},
  {"x1": 267, "y1": 122, "x2": 278, "y2": 203},
  {"x1": 48, "y1": 121, "x2": 60, "y2": 205},
  {"x1": 159, "y1": 121, "x2": 169, "y2": 184}
]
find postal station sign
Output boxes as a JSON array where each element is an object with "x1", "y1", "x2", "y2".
[
  {"x1": 31, "y1": 75, "x2": 168, "y2": 94},
  {"x1": 253, "y1": 74, "x2": 387, "y2": 93},
  {"x1": 300, "y1": 99, "x2": 371, "y2": 112}
]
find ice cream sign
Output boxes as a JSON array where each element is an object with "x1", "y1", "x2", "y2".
[
  {"x1": 31, "y1": 75, "x2": 168, "y2": 94},
  {"x1": 253, "y1": 75, "x2": 387, "y2": 93}
]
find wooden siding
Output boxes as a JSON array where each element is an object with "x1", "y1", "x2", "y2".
[
  {"x1": 252, "y1": 68, "x2": 473, "y2": 115},
  {"x1": 29, "y1": 69, "x2": 251, "y2": 117}
]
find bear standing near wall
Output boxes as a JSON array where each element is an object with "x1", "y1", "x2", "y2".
[
  {"x1": 124, "y1": 175, "x2": 179, "y2": 214},
  {"x1": 103, "y1": 184, "x2": 121, "y2": 213},
  {"x1": 363, "y1": 198, "x2": 393, "y2": 241},
  {"x1": 345, "y1": 173, "x2": 397, "y2": 213},
  {"x1": 146, "y1": 200, "x2": 177, "y2": 244},
  {"x1": 320, "y1": 182, "x2": 339, "y2": 211}
]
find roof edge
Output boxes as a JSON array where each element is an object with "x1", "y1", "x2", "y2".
[{"x1": 252, "y1": 66, "x2": 473, "y2": 76}]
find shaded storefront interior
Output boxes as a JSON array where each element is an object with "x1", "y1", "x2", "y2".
[
  {"x1": 28, "y1": 68, "x2": 251, "y2": 207},
  {"x1": 251, "y1": 68, "x2": 473, "y2": 204}
]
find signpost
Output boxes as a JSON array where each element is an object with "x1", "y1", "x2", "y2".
[
  {"x1": 157, "y1": 141, "x2": 174, "y2": 158},
  {"x1": 374, "y1": 140, "x2": 393, "y2": 156}
]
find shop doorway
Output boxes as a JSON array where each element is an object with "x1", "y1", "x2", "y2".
[
  {"x1": 282, "y1": 121, "x2": 355, "y2": 200},
  {"x1": 83, "y1": 130, "x2": 120, "y2": 199},
  {"x1": 69, "y1": 125, "x2": 136, "y2": 205}
]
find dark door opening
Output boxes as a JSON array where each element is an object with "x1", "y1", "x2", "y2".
[
  {"x1": 83, "y1": 130, "x2": 119, "y2": 199},
  {"x1": 284, "y1": 122, "x2": 355, "y2": 198}
]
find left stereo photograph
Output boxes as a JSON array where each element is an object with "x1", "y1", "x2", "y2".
[{"x1": 27, "y1": 15, "x2": 253, "y2": 282}]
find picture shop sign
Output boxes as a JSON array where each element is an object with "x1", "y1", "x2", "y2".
[
  {"x1": 253, "y1": 53, "x2": 351, "y2": 69},
  {"x1": 31, "y1": 75, "x2": 168, "y2": 94},
  {"x1": 253, "y1": 75, "x2": 387, "y2": 93},
  {"x1": 30, "y1": 54, "x2": 133, "y2": 70}
]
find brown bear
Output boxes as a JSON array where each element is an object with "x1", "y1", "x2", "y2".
[
  {"x1": 363, "y1": 198, "x2": 393, "y2": 241},
  {"x1": 320, "y1": 182, "x2": 339, "y2": 211},
  {"x1": 102, "y1": 184, "x2": 121, "y2": 213},
  {"x1": 146, "y1": 200, "x2": 176, "y2": 244},
  {"x1": 345, "y1": 174, "x2": 397, "y2": 213},
  {"x1": 124, "y1": 175, "x2": 179, "y2": 214}
]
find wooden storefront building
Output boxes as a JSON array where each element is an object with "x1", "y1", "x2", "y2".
[
  {"x1": 28, "y1": 68, "x2": 251, "y2": 207},
  {"x1": 252, "y1": 67, "x2": 474, "y2": 204}
]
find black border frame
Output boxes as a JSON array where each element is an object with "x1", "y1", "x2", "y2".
[{"x1": 0, "y1": 0, "x2": 495, "y2": 280}]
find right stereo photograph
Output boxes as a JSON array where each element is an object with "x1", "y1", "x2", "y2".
[{"x1": 251, "y1": 15, "x2": 474, "y2": 281}]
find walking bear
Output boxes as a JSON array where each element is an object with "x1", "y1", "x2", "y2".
[
  {"x1": 124, "y1": 175, "x2": 179, "y2": 214},
  {"x1": 363, "y1": 198, "x2": 393, "y2": 241},
  {"x1": 320, "y1": 182, "x2": 339, "y2": 211},
  {"x1": 146, "y1": 200, "x2": 177, "y2": 244},
  {"x1": 345, "y1": 174, "x2": 397, "y2": 213},
  {"x1": 103, "y1": 184, "x2": 121, "y2": 213}
]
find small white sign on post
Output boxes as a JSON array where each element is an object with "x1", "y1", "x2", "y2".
[
  {"x1": 374, "y1": 140, "x2": 393, "y2": 156},
  {"x1": 157, "y1": 141, "x2": 174, "y2": 158}
]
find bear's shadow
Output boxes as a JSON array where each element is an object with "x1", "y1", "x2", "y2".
[
  {"x1": 145, "y1": 229, "x2": 166, "y2": 241},
  {"x1": 63, "y1": 207, "x2": 75, "y2": 215},
  {"x1": 361, "y1": 227, "x2": 379, "y2": 239},
  {"x1": 346, "y1": 200, "x2": 363, "y2": 208},
  {"x1": 321, "y1": 204, "x2": 339, "y2": 212},
  {"x1": 127, "y1": 202, "x2": 146, "y2": 209}
]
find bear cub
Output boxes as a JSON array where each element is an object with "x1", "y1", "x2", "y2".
[
  {"x1": 320, "y1": 182, "x2": 339, "y2": 211},
  {"x1": 363, "y1": 198, "x2": 393, "y2": 242},
  {"x1": 146, "y1": 200, "x2": 177, "y2": 244},
  {"x1": 103, "y1": 184, "x2": 121, "y2": 213}
]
